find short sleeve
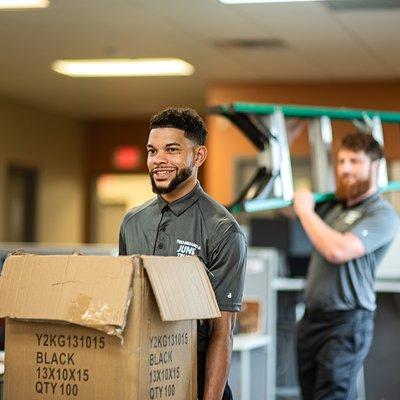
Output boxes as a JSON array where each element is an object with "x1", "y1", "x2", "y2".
[
  {"x1": 208, "y1": 229, "x2": 247, "y2": 312},
  {"x1": 350, "y1": 205, "x2": 399, "y2": 253}
]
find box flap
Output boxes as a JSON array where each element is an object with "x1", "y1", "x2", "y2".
[
  {"x1": 142, "y1": 256, "x2": 221, "y2": 321},
  {"x1": 0, "y1": 255, "x2": 134, "y2": 336}
]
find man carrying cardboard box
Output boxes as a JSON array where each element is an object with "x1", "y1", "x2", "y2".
[{"x1": 119, "y1": 107, "x2": 247, "y2": 400}]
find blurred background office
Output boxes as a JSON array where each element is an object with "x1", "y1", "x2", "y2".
[
  {"x1": 1, "y1": 1, "x2": 400, "y2": 399},
  {"x1": 1, "y1": 0, "x2": 400, "y2": 246}
]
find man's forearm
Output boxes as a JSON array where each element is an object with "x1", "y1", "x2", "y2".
[
  {"x1": 298, "y1": 209, "x2": 363, "y2": 263},
  {"x1": 203, "y1": 327, "x2": 233, "y2": 400}
]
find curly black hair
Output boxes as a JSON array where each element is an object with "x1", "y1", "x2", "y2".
[
  {"x1": 149, "y1": 107, "x2": 207, "y2": 145},
  {"x1": 341, "y1": 132, "x2": 383, "y2": 161}
]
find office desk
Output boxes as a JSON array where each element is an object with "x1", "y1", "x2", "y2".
[
  {"x1": 271, "y1": 276, "x2": 400, "y2": 400},
  {"x1": 273, "y1": 277, "x2": 400, "y2": 293},
  {"x1": 233, "y1": 334, "x2": 271, "y2": 400}
]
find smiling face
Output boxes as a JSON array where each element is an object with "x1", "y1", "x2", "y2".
[
  {"x1": 146, "y1": 127, "x2": 207, "y2": 201},
  {"x1": 336, "y1": 148, "x2": 378, "y2": 201}
]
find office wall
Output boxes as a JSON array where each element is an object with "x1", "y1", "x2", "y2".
[
  {"x1": 205, "y1": 81, "x2": 400, "y2": 204},
  {"x1": 85, "y1": 119, "x2": 149, "y2": 176},
  {"x1": 0, "y1": 97, "x2": 84, "y2": 243}
]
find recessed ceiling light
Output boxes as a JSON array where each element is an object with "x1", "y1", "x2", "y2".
[
  {"x1": 219, "y1": 0, "x2": 336, "y2": 3},
  {"x1": 0, "y1": 0, "x2": 49, "y2": 9},
  {"x1": 51, "y1": 58, "x2": 195, "y2": 77}
]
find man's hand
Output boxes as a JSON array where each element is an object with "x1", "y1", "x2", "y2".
[
  {"x1": 203, "y1": 311, "x2": 236, "y2": 400},
  {"x1": 293, "y1": 189, "x2": 315, "y2": 217}
]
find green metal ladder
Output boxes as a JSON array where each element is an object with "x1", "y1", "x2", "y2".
[{"x1": 208, "y1": 103, "x2": 400, "y2": 212}]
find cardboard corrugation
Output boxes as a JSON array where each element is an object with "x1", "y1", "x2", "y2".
[
  {"x1": 0, "y1": 254, "x2": 220, "y2": 400},
  {"x1": 142, "y1": 256, "x2": 221, "y2": 321}
]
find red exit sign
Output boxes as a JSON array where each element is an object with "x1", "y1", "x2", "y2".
[{"x1": 112, "y1": 146, "x2": 141, "y2": 170}]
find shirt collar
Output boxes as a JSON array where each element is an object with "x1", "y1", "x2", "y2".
[
  {"x1": 340, "y1": 190, "x2": 380, "y2": 210},
  {"x1": 157, "y1": 182, "x2": 203, "y2": 216}
]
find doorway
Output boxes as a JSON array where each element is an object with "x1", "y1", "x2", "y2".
[
  {"x1": 93, "y1": 173, "x2": 154, "y2": 244},
  {"x1": 5, "y1": 165, "x2": 38, "y2": 242}
]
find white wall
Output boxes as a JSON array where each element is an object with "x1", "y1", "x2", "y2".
[{"x1": 0, "y1": 97, "x2": 85, "y2": 243}]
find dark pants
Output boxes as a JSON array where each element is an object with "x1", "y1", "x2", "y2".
[
  {"x1": 197, "y1": 351, "x2": 233, "y2": 400},
  {"x1": 296, "y1": 309, "x2": 374, "y2": 400}
]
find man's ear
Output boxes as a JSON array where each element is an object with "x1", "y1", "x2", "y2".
[
  {"x1": 194, "y1": 146, "x2": 207, "y2": 167},
  {"x1": 371, "y1": 159, "x2": 380, "y2": 175}
]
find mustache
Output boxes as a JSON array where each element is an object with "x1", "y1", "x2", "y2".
[{"x1": 339, "y1": 173, "x2": 353, "y2": 179}]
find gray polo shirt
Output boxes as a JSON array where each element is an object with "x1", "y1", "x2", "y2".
[
  {"x1": 119, "y1": 181, "x2": 247, "y2": 318},
  {"x1": 305, "y1": 192, "x2": 399, "y2": 312}
]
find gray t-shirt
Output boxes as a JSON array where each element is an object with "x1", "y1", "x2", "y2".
[
  {"x1": 119, "y1": 182, "x2": 247, "y2": 349},
  {"x1": 305, "y1": 193, "x2": 399, "y2": 311}
]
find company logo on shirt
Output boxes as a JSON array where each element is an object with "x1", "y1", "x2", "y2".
[
  {"x1": 343, "y1": 210, "x2": 361, "y2": 225},
  {"x1": 176, "y1": 239, "x2": 201, "y2": 257}
]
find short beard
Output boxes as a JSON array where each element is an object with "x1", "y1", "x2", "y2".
[
  {"x1": 336, "y1": 175, "x2": 371, "y2": 201},
  {"x1": 150, "y1": 167, "x2": 193, "y2": 195}
]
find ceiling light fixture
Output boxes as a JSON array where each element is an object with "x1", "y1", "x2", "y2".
[
  {"x1": 0, "y1": 0, "x2": 49, "y2": 9},
  {"x1": 219, "y1": 0, "x2": 335, "y2": 3},
  {"x1": 51, "y1": 58, "x2": 195, "y2": 77}
]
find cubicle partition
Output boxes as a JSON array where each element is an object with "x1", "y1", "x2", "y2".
[{"x1": 229, "y1": 248, "x2": 280, "y2": 400}]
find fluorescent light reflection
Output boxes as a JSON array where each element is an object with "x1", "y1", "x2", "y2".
[
  {"x1": 52, "y1": 58, "x2": 195, "y2": 77},
  {"x1": 0, "y1": 0, "x2": 49, "y2": 9},
  {"x1": 220, "y1": 0, "x2": 333, "y2": 3}
]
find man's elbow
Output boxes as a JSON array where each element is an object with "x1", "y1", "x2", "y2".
[
  {"x1": 227, "y1": 328, "x2": 234, "y2": 347},
  {"x1": 209, "y1": 317, "x2": 234, "y2": 351},
  {"x1": 324, "y1": 249, "x2": 347, "y2": 264},
  {"x1": 323, "y1": 246, "x2": 365, "y2": 264},
  {"x1": 211, "y1": 322, "x2": 234, "y2": 345}
]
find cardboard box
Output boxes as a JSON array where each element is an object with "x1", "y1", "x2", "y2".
[{"x1": 0, "y1": 254, "x2": 220, "y2": 400}]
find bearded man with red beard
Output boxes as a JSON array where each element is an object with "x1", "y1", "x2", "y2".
[{"x1": 293, "y1": 132, "x2": 399, "y2": 400}]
